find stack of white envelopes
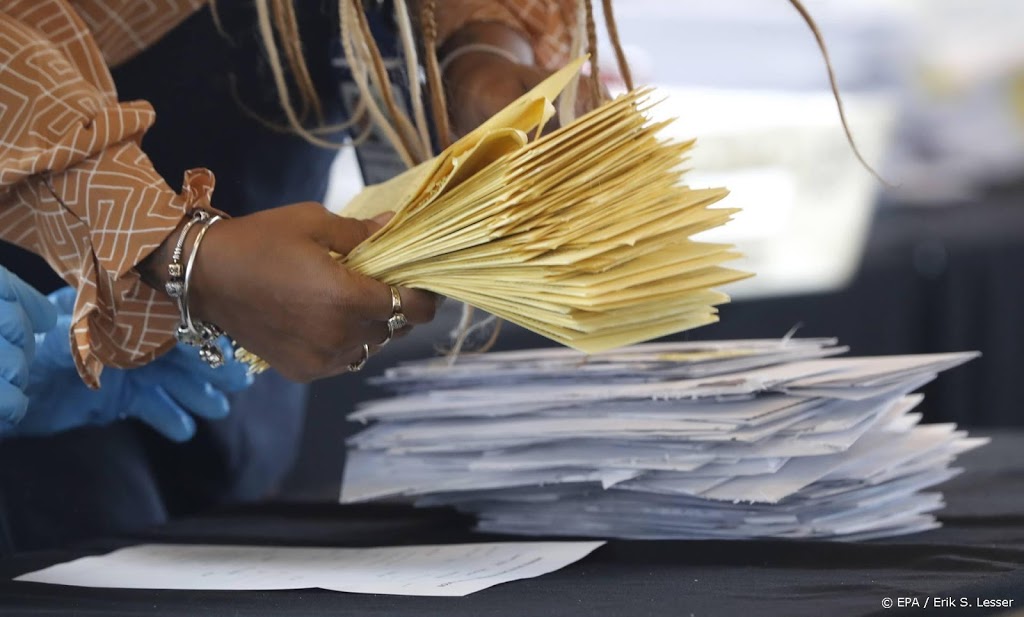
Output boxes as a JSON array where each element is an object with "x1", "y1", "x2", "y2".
[{"x1": 341, "y1": 339, "x2": 986, "y2": 541}]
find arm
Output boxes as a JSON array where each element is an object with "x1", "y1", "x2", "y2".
[
  {"x1": 424, "y1": 0, "x2": 605, "y2": 137},
  {"x1": 0, "y1": 1, "x2": 208, "y2": 387},
  {"x1": 1, "y1": 1, "x2": 440, "y2": 386},
  {"x1": 430, "y1": 0, "x2": 576, "y2": 70}
]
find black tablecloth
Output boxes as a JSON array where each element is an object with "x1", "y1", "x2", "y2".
[{"x1": 1, "y1": 430, "x2": 1022, "y2": 617}]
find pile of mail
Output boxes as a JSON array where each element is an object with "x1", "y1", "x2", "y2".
[{"x1": 341, "y1": 339, "x2": 985, "y2": 540}]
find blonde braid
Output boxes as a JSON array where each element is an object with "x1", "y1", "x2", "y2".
[
  {"x1": 394, "y1": 0, "x2": 434, "y2": 155},
  {"x1": 339, "y1": 0, "x2": 416, "y2": 165},
  {"x1": 582, "y1": 0, "x2": 601, "y2": 103},
  {"x1": 558, "y1": 0, "x2": 587, "y2": 127},
  {"x1": 601, "y1": 0, "x2": 633, "y2": 91},
  {"x1": 270, "y1": 0, "x2": 324, "y2": 123},
  {"x1": 253, "y1": 0, "x2": 344, "y2": 147},
  {"x1": 421, "y1": 0, "x2": 452, "y2": 150},
  {"x1": 351, "y1": 0, "x2": 427, "y2": 161}
]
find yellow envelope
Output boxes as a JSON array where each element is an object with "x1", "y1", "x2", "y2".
[{"x1": 339, "y1": 57, "x2": 587, "y2": 221}]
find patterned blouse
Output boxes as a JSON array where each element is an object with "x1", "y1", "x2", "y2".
[{"x1": 0, "y1": 0, "x2": 573, "y2": 387}]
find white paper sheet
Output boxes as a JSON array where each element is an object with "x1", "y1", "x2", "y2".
[
  {"x1": 15, "y1": 542, "x2": 605, "y2": 597},
  {"x1": 341, "y1": 340, "x2": 983, "y2": 540}
]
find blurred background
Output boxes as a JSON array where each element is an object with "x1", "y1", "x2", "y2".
[{"x1": 294, "y1": 0, "x2": 1024, "y2": 499}]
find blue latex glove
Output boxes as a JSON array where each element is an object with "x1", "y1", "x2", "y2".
[
  {"x1": 0, "y1": 267, "x2": 58, "y2": 429},
  {"x1": 11, "y1": 287, "x2": 253, "y2": 442}
]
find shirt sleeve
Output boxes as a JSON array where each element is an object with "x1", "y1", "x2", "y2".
[
  {"x1": 70, "y1": 0, "x2": 206, "y2": 68},
  {"x1": 0, "y1": 0, "x2": 216, "y2": 388},
  {"x1": 432, "y1": 0, "x2": 576, "y2": 70}
]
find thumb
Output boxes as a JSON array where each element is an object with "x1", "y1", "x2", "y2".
[
  {"x1": 315, "y1": 212, "x2": 387, "y2": 256},
  {"x1": 371, "y1": 212, "x2": 395, "y2": 226}
]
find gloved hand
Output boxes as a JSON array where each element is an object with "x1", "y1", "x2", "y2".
[
  {"x1": 11, "y1": 287, "x2": 253, "y2": 442},
  {"x1": 0, "y1": 267, "x2": 58, "y2": 429}
]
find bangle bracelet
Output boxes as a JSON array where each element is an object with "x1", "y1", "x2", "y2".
[
  {"x1": 175, "y1": 215, "x2": 227, "y2": 368},
  {"x1": 182, "y1": 215, "x2": 221, "y2": 333},
  {"x1": 166, "y1": 210, "x2": 209, "y2": 301},
  {"x1": 438, "y1": 43, "x2": 524, "y2": 75}
]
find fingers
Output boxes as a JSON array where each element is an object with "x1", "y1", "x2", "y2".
[
  {"x1": 314, "y1": 210, "x2": 385, "y2": 256},
  {"x1": 387, "y1": 286, "x2": 438, "y2": 327},
  {"x1": 336, "y1": 343, "x2": 370, "y2": 372},
  {"x1": 0, "y1": 268, "x2": 58, "y2": 334},
  {"x1": 370, "y1": 212, "x2": 395, "y2": 227},
  {"x1": 154, "y1": 365, "x2": 231, "y2": 422},
  {"x1": 0, "y1": 378, "x2": 29, "y2": 427},
  {"x1": 341, "y1": 270, "x2": 437, "y2": 326},
  {"x1": 162, "y1": 339, "x2": 254, "y2": 393},
  {"x1": 195, "y1": 203, "x2": 439, "y2": 384},
  {"x1": 315, "y1": 271, "x2": 433, "y2": 377},
  {"x1": 0, "y1": 298, "x2": 34, "y2": 356},
  {"x1": 29, "y1": 315, "x2": 76, "y2": 372},
  {"x1": 200, "y1": 359, "x2": 253, "y2": 393},
  {"x1": 0, "y1": 336, "x2": 29, "y2": 391},
  {"x1": 129, "y1": 386, "x2": 198, "y2": 442},
  {"x1": 46, "y1": 286, "x2": 77, "y2": 315},
  {"x1": 361, "y1": 320, "x2": 391, "y2": 348}
]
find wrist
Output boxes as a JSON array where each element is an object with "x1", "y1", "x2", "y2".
[
  {"x1": 138, "y1": 215, "x2": 208, "y2": 292},
  {"x1": 186, "y1": 219, "x2": 228, "y2": 323}
]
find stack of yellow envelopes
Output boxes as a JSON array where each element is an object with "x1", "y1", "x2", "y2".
[{"x1": 333, "y1": 57, "x2": 749, "y2": 354}]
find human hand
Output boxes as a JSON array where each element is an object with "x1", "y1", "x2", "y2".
[
  {"x1": 12, "y1": 288, "x2": 253, "y2": 442},
  {"x1": 0, "y1": 266, "x2": 58, "y2": 430},
  {"x1": 444, "y1": 51, "x2": 608, "y2": 138},
  {"x1": 184, "y1": 203, "x2": 437, "y2": 382}
]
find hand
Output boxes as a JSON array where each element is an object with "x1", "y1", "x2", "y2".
[
  {"x1": 11, "y1": 288, "x2": 253, "y2": 442},
  {"x1": 444, "y1": 51, "x2": 608, "y2": 138},
  {"x1": 186, "y1": 203, "x2": 437, "y2": 382},
  {"x1": 0, "y1": 266, "x2": 57, "y2": 430}
]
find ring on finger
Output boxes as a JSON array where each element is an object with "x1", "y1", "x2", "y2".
[
  {"x1": 387, "y1": 285, "x2": 408, "y2": 332},
  {"x1": 347, "y1": 344, "x2": 370, "y2": 372},
  {"x1": 378, "y1": 321, "x2": 394, "y2": 347}
]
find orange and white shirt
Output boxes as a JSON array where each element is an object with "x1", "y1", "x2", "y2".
[{"x1": 0, "y1": 0, "x2": 573, "y2": 387}]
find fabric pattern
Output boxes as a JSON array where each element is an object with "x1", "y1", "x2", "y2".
[
  {"x1": 0, "y1": 0, "x2": 572, "y2": 386},
  {"x1": 0, "y1": 1, "x2": 216, "y2": 387}
]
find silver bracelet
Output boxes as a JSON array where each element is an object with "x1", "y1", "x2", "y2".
[
  {"x1": 438, "y1": 43, "x2": 524, "y2": 75},
  {"x1": 166, "y1": 210, "x2": 209, "y2": 302},
  {"x1": 175, "y1": 215, "x2": 227, "y2": 368}
]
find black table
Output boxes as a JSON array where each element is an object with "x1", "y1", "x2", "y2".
[{"x1": 1, "y1": 430, "x2": 1022, "y2": 617}]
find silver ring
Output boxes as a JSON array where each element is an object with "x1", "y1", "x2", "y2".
[
  {"x1": 348, "y1": 344, "x2": 370, "y2": 372},
  {"x1": 378, "y1": 322, "x2": 394, "y2": 347},
  {"x1": 387, "y1": 286, "x2": 408, "y2": 332}
]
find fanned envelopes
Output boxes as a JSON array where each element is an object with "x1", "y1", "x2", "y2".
[
  {"x1": 336, "y1": 58, "x2": 747, "y2": 353},
  {"x1": 341, "y1": 340, "x2": 985, "y2": 541}
]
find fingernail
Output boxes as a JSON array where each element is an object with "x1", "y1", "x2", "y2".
[
  {"x1": 203, "y1": 383, "x2": 231, "y2": 418},
  {"x1": 371, "y1": 212, "x2": 395, "y2": 226}
]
